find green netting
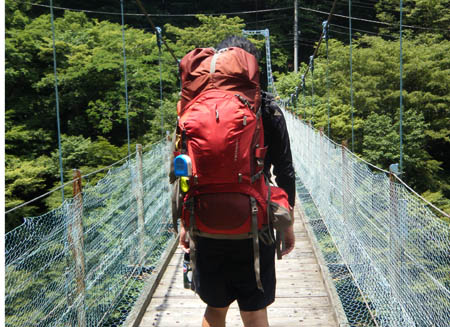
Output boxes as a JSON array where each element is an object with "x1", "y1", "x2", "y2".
[
  {"x1": 284, "y1": 109, "x2": 450, "y2": 327},
  {"x1": 5, "y1": 139, "x2": 174, "y2": 327}
]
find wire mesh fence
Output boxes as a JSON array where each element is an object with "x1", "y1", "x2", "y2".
[
  {"x1": 284, "y1": 109, "x2": 450, "y2": 327},
  {"x1": 5, "y1": 139, "x2": 174, "y2": 327}
]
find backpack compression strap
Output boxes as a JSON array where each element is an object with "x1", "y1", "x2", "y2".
[
  {"x1": 250, "y1": 197, "x2": 264, "y2": 292},
  {"x1": 186, "y1": 195, "x2": 264, "y2": 292},
  {"x1": 187, "y1": 198, "x2": 197, "y2": 291}
]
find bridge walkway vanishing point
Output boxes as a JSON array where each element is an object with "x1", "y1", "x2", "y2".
[{"x1": 137, "y1": 200, "x2": 348, "y2": 327}]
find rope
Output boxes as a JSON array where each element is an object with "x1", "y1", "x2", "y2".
[
  {"x1": 5, "y1": 179, "x2": 76, "y2": 215},
  {"x1": 349, "y1": 0, "x2": 355, "y2": 152},
  {"x1": 50, "y1": 0, "x2": 65, "y2": 202},
  {"x1": 120, "y1": 0, "x2": 131, "y2": 158},
  {"x1": 5, "y1": 138, "x2": 168, "y2": 216},
  {"x1": 399, "y1": 0, "x2": 404, "y2": 174},
  {"x1": 156, "y1": 27, "x2": 164, "y2": 136}
]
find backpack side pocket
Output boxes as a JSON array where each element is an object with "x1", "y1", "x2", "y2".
[{"x1": 269, "y1": 186, "x2": 292, "y2": 231}]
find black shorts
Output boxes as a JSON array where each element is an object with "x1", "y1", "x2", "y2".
[{"x1": 193, "y1": 236, "x2": 276, "y2": 311}]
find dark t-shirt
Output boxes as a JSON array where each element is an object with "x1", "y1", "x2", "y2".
[{"x1": 261, "y1": 92, "x2": 296, "y2": 207}]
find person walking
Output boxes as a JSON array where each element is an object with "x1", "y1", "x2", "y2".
[{"x1": 173, "y1": 36, "x2": 296, "y2": 327}]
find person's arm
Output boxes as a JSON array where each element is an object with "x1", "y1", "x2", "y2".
[
  {"x1": 263, "y1": 96, "x2": 296, "y2": 207},
  {"x1": 179, "y1": 219, "x2": 190, "y2": 253},
  {"x1": 263, "y1": 95, "x2": 296, "y2": 256},
  {"x1": 282, "y1": 209, "x2": 295, "y2": 256}
]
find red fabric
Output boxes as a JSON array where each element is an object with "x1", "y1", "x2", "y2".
[
  {"x1": 270, "y1": 186, "x2": 290, "y2": 210},
  {"x1": 178, "y1": 47, "x2": 268, "y2": 236},
  {"x1": 178, "y1": 47, "x2": 261, "y2": 113}
]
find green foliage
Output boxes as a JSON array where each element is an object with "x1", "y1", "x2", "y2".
[
  {"x1": 375, "y1": 0, "x2": 450, "y2": 38},
  {"x1": 5, "y1": 0, "x2": 450, "y2": 229},
  {"x1": 5, "y1": 9, "x2": 254, "y2": 231},
  {"x1": 276, "y1": 34, "x2": 450, "y2": 213},
  {"x1": 164, "y1": 15, "x2": 246, "y2": 56}
]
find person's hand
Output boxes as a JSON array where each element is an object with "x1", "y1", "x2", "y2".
[
  {"x1": 281, "y1": 208, "x2": 295, "y2": 257},
  {"x1": 281, "y1": 224, "x2": 295, "y2": 257},
  {"x1": 179, "y1": 223, "x2": 190, "y2": 253}
]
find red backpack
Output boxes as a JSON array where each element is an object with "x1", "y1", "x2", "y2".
[{"x1": 174, "y1": 47, "x2": 291, "y2": 291}]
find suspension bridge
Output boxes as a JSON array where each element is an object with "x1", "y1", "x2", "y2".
[{"x1": 5, "y1": 1, "x2": 450, "y2": 327}]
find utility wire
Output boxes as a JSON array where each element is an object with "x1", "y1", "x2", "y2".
[
  {"x1": 298, "y1": 5, "x2": 449, "y2": 32},
  {"x1": 330, "y1": 23, "x2": 397, "y2": 39},
  {"x1": 27, "y1": 1, "x2": 449, "y2": 32},
  {"x1": 27, "y1": 2, "x2": 293, "y2": 17}
]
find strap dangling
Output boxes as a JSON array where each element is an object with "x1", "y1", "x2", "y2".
[
  {"x1": 265, "y1": 177, "x2": 275, "y2": 245},
  {"x1": 251, "y1": 197, "x2": 264, "y2": 292},
  {"x1": 275, "y1": 230, "x2": 284, "y2": 260},
  {"x1": 188, "y1": 198, "x2": 197, "y2": 291}
]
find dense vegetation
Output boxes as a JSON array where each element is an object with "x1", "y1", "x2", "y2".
[{"x1": 5, "y1": 0, "x2": 450, "y2": 232}]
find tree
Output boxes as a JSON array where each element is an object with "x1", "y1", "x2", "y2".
[{"x1": 276, "y1": 34, "x2": 450, "y2": 213}]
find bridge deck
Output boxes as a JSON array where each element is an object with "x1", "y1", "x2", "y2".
[{"x1": 138, "y1": 205, "x2": 342, "y2": 327}]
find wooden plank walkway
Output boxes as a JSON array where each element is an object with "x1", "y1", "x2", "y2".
[{"x1": 139, "y1": 204, "x2": 344, "y2": 327}]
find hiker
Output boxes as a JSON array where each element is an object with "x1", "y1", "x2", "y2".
[{"x1": 172, "y1": 36, "x2": 296, "y2": 327}]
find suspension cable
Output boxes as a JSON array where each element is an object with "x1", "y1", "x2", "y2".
[
  {"x1": 50, "y1": 0, "x2": 65, "y2": 203},
  {"x1": 399, "y1": 0, "x2": 404, "y2": 174},
  {"x1": 120, "y1": 0, "x2": 131, "y2": 158},
  {"x1": 309, "y1": 55, "x2": 315, "y2": 125},
  {"x1": 324, "y1": 21, "x2": 331, "y2": 138},
  {"x1": 156, "y1": 26, "x2": 164, "y2": 136},
  {"x1": 301, "y1": 74, "x2": 306, "y2": 119},
  {"x1": 349, "y1": 0, "x2": 355, "y2": 152},
  {"x1": 134, "y1": 0, "x2": 179, "y2": 66},
  {"x1": 301, "y1": 0, "x2": 338, "y2": 79}
]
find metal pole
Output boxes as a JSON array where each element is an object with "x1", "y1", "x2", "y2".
[{"x1": 135, "y1": 144, "x2": 145, "y2": 265}]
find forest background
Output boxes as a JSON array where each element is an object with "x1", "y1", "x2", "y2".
[{"x1": 5, "y1": 0, "x2": 450, "y2": 232}]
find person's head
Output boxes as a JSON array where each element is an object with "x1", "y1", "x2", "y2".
[{"x1": 216, "y1": 36, "x2": 260, "y2": 61}]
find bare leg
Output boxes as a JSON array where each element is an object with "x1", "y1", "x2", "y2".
[
  {"x1": 202, "y1": 305, "x2": 230, "y2": 327},
  {"x1": 240, "y1": 307, "x2": 269, "y2": 327}
]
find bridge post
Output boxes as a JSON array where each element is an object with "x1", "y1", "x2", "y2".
[
  {"x1": 319, "y1": 128, "x2": 324, "y2": 202},
  {"x1": 70, "y1": 169, "x2": 86, "y2": 327},
  {"x1": 341, "y1": 141, "x2": 349, "y2": 258},
  {"x1": 135, "y1": 144, "x2": 145, "y2": 265},
  {"x1": 389, "y1": 169, "x2": 402, "y2": 309}
]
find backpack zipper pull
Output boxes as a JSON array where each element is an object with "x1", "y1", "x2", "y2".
[{"x1": 243, "y1": 116, "x2": 247, "y2": 126}]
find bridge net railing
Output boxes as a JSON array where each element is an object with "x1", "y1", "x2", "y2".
[
  {"x1": 283, "y1": 109, "x2": 450, "y2": 327},
  {"x1": 5, "y1": 139, "x2": 173, "y2": 327}
]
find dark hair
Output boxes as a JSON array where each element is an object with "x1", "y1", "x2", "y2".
[{"x1": 216, "y1": 36, "x2": 260, "y2": 61}]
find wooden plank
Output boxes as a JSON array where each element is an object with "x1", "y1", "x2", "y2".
[
  {"x1": 124, "y1": 236, "x2": 179, "y2": 327},
  {"x1": 146, "y1": 296, "x2": 332, "y2": 310},
  {"x1": 296, "y1": 203, "x2": 351, "y2": 327},
  {"x1": 136, "y1": 197, "x2": 342, "y2": 327}
]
